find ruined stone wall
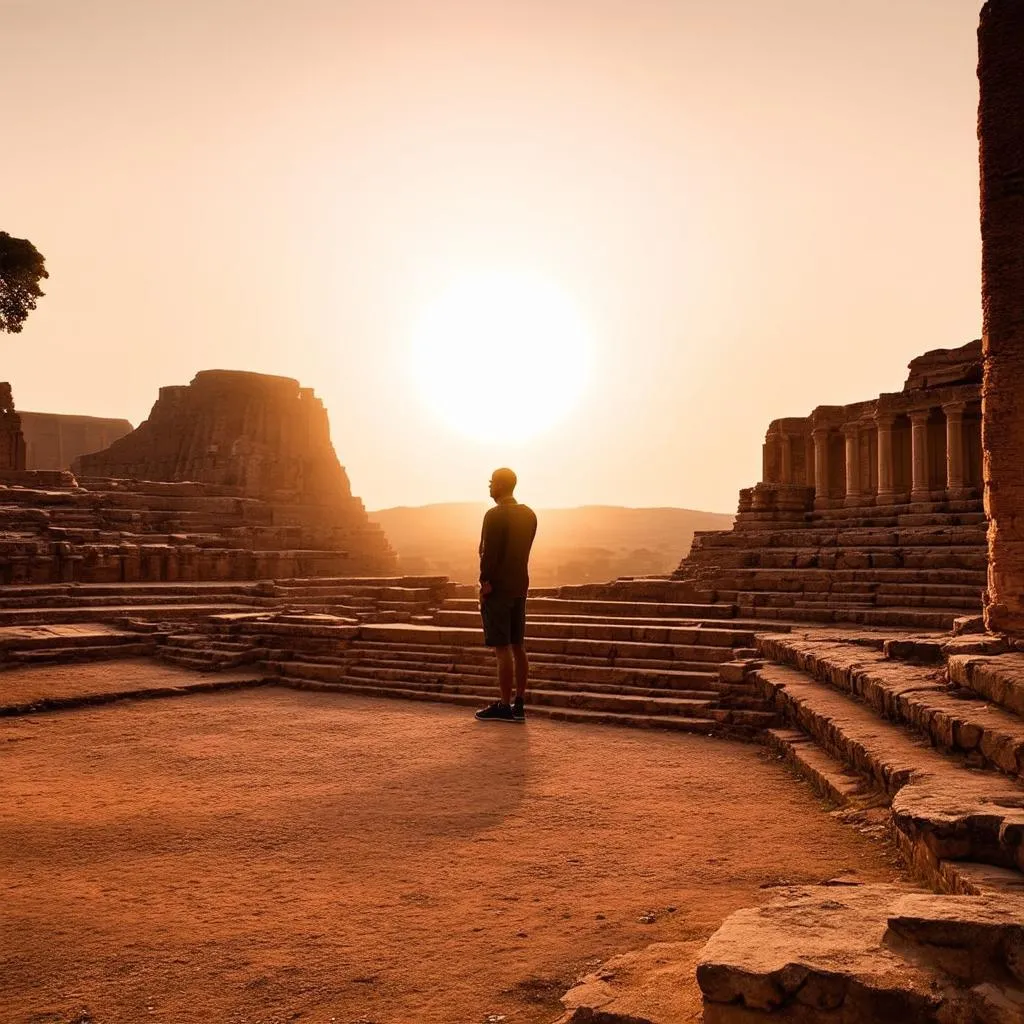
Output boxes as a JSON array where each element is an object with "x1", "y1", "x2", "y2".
[
  {"x1": 20, "y1": 412, "x2": 133, "y2": 471},
  {"x1": 979, "y1": 0, "x2": 1024, "y2": 634},
  {"x1": 0, "y1": 383, "x2": 26, "y2": 472}
]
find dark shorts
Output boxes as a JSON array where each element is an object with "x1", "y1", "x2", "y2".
[{"x1": 480, "y1": 593, "x2": 527, "y2": 648}]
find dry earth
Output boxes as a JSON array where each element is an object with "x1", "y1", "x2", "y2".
[{"x1": 0, "y1": 684, "x2": 905, "y2": 1024}]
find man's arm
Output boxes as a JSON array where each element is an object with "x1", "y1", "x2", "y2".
[{"x1": 479, "y1": 508, "x2": 508, "y2": 588}]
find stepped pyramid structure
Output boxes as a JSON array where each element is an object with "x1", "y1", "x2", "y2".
[{"x1": 0, "y1": 371, "x2": 396, "y2": 583}]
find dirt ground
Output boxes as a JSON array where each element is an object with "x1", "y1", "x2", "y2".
[{"x1": 0, "y1": 687, "x2": 905, "y2": 1024}]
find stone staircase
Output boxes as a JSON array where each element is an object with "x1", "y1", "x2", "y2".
[
  {"x1": 0, "y1": 623, "x2": 159, "y2": 670},
  {"x1": 676, "y1": 498, "x2": 987, "y2": 630},
  {"x1": 692, "y1": 627, "x2": 1024, "y2": 1022},
  {"x1": 727, "y1": 628, "x2": 1024, "y2": 896},
  {"x1": 0, "y1": 473, "x2": 395, "y2": 584},
  {"x1": 151, "y1": 589, "x2": 778, "y2": 737}
]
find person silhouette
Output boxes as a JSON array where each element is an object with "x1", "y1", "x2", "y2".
[{"x1": 474, "y1": 467, "x2": 537, "y2": 723}]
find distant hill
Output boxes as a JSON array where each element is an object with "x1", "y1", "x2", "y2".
[{"x1": 368, "y1": 503, "x2": 735, "y2": 587}]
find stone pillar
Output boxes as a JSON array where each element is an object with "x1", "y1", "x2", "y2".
[
  {"x1": 842, "y1": 425, "x2": 861, "y2": 505},
  {"x1": 779, "y1": 433, "x2": 793, "y2": 485},
  {"x1": 980, "y1": 0, "x2": 1024, "y2": 633},
  {"x1": 812, "y1": 428, "x2": 830, "y2": 508},
  {"x1": 910, "y1": 409, "x2": 931, "y2": 502},
  {"x1": 875, "y1": 414, "x2": 895, "y2": 503},
  {"x1": 944, "y1": 401, "x2": 968, "y2": 497}
]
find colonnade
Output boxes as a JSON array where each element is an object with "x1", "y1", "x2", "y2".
[{"x1": 768, "y1": 399, "x2": 980, "y2": 507}]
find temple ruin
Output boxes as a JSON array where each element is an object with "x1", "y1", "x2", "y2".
[
  {"x1": 671, "y1": 340, "x2": 988, "y2": 631},
  {"x1": 0, "y1": 371, "x2": 396, "y2": 583}
]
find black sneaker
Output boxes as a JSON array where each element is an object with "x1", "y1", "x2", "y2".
[
  {"x1": 475, "y1": 701, "x2": 516, "y2": 723},
  {"x1": 512, "y1": 697, "x2": 526, "y2": 722}
]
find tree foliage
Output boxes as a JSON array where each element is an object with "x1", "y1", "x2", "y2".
[{"x1": 0, "y1": 232, "x2": 48, "y2": 333}]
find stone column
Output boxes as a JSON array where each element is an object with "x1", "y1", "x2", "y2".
[
  {"x1": 812, "y1": 428, "x2": 830, "y2": 508},
  {"x1": 943, "y1": 401, "x2": 967, "y2": 497},
  {"x1": 875, "y1": 414, "x2": 895, "y2": 503},
  {"x1": 779, "y1": 433, "x2": 793, "y2": 485},
  {"x1": 842, "y1": 425, "x2": 861, "y2": 505},
  {"x1": 980, "y1": 0, "x2": 1024, "y2": 633},
  {"x1": 910, "y1": 409, "x2": 931, "y2": 502}
]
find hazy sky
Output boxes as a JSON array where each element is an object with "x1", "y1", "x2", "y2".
[{"x1": 1, "y1": 0, "x2": 983, "y2": 511}]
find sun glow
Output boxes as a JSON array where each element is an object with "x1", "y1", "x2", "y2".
[{"x1": 410, "y1": 272, "x2": 592, "y2": 443}]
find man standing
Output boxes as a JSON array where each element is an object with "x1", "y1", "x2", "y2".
[{"x1": 475, "y1": 467, "x2": 537, "y2": 723}]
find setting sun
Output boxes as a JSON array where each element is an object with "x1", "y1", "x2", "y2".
[{"x1": 410, "y1": 271, "x2": 592, "y2": 443}]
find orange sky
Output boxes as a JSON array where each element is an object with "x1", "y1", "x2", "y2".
[{"x1": 1, "y1": 0, "x2": 982, "y2": 512}]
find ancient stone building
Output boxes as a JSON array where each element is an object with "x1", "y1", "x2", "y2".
[
  {"x1": 757, "y1": 339, "x2": 982, "y2": 512},
  {"x1": 673, "y1": 341, "x2": 988, "y2": 629},
  {"x1": 0, "y1": 370, "x2": 396, "y2": 583},
  {"x1": 0, "y1": 383, "x2": 27, "y2": 473},
  {"x1": 20, "y1": 411, "x2": 132, "y2": 471},
  {"x1": 77, "y1": 370, "x2": 352, "y2": 500},
  {"x1": 979, "y1": 0, "x2": 1024, "y2": 635}
]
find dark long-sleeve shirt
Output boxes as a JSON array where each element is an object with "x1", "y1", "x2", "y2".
[{"x1": 479, "y1": 498, "x2": 538, "y2": 597}]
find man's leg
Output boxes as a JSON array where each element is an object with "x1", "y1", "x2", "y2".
[
  {"x1": 475, "y1": 596, "x2": 517, "y2": 721},
  {"x1": 495, "y1": 645, "x2": 514, "y2": 705},
  {"x1": 512, "y1": 644, "x2": 528, "y2": 699}
]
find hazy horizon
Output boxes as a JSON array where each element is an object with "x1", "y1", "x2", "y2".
[{"x1": 1, "y1": 0, "x2": 983, "y2": 510}]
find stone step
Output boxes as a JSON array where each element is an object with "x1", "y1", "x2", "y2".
[
  {"x1": 0, "y1": 626, "x2": 149, "y2": 652},
  {"x1": 697, "y1": 884, "x2": 1024, "y2": 1023},
  {"x1": 948, "y1": 652, "x2": 1024, "y2": 720},
  {"x1": 356, "y1": 626, "x2": 743, "y2": 665},
  {"x1": 341, "y1": 640, "x2": 725, "y2": 674},
  {"x1": 441, "y1": 596, "x2": 737, "y2": 620},
  {"x1": 759, "y1": 633, "x2": 1024, "y2": 781},
  {"x1": 0, "y1": 603, "x2": 249, "y2": 626},
  {"x1": 359, "y1": 621, "x2": 756, "y2": 649},
  {"x1": 271, "y1": 675, "x2": 736, "y2": 734},
  {"x1": 739, "y1": 547, "x2": 988, "y2": 571},
  {"x1": 157, "y1": 649, "x2": 254, "y2": 672},
  {"x1": 747, "y1": 604, "x2": 976, "y2": 630},
  {"x1": 715, "y1": 567, "x2": 989, "y2": 588},
  {"x1": 303, "y1": 661, "x2": 722, "y2": 701},
  {"x1": 1, "y1": 641, "x2": 158, "y2": 666},
  {"x1": 270, "y1": 661, "x2": 722, "y2": 716},
  {"x1": 764, "y1": 726, "x2": 882, "y2": 807},
  {"x1": 831, "y1": 581, "x2": 983, "y2": 597},
  {"x1": 0, "y1": 592, "x2": 258, "y2": 610},
  {"x1": 702, "y1": 525, "x2": 988, "y2": 550},
  {"x1": 341, "y1": 652, "x2": 723, "y2": 691},
  {"x1": 751, "y1": 661, "x2": 1024, "y2": 879}
]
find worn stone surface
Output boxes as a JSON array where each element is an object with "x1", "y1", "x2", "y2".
[
  {"x1": 697, "y1": 884, "x2": 1024, "y2": 1023},
  {"x1": 887, "y1": 892, "x2": 1024, "y2": 985},
  {"x1": 696, "y1": 885, "x2": 959, "y2": 1023},
  {"x1": 980, "y1": 0, "x2": 1024, "y2": 636}
]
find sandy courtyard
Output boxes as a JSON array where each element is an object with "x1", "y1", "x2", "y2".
[{"x1": 1, "y1": 687, "x2": 904, "y2": 1024}]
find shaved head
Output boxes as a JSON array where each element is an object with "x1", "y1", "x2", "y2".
[{"x1": 489, "y1": 467, "x2": 517, "y2": 498}]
